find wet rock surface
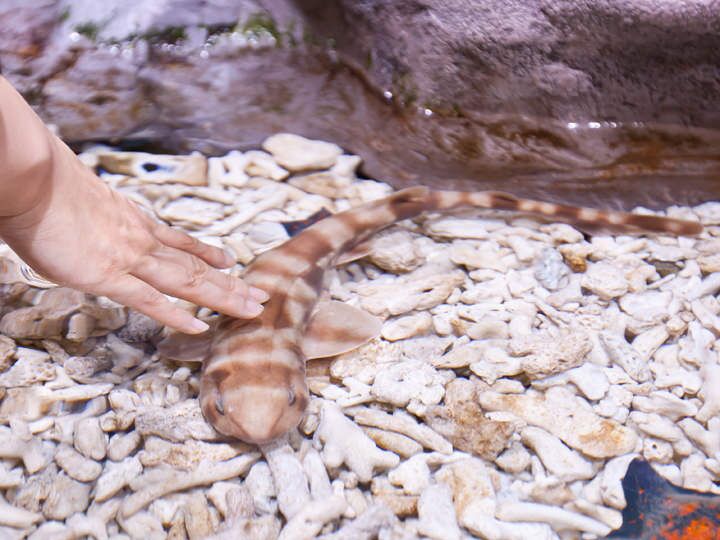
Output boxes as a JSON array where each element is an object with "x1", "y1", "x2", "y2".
[
  {"x1": 1, "y1": 0, "x2": 719, "y2": 209},
  {"x1": 0, "y1": 135, "x2": 719, "y2": 538}
]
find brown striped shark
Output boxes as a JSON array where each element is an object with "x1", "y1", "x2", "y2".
[{"x1": 158, "y1": 186, "x2": 702, "y2": 445}]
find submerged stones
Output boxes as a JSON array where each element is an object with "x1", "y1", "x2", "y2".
[
  {"x1": 263, "y1": 133, "x2": 342, "y2": 172},
  {"x1": 0, "y1": 133, "x2": 718, "y2": 539}
]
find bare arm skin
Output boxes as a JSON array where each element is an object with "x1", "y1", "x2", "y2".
[{"x1": 0, "y1": 75, "x2": 268, "y2": 334}]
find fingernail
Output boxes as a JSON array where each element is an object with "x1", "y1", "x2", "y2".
[
  {"x1": 189, "y1": 319, "x2": 210, "y2": 333},
  {"x1": 243, "y1": 300, "x2": 264, "y2": 318},
  {"x1": 249, "y1": 286, "x2": 270, "y2": 303}
]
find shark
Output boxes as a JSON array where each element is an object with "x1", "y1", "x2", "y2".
[{"x1": 156, "y1": 186, "x2": 702, "y2": 444}]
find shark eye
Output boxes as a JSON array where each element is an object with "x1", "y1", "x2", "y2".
[
  {"x1": 288, "y1": 389, "x2": 296, "y2": 406},
  {"x1": 214, "y1": 395, "x2": 225, "y2": 415}
]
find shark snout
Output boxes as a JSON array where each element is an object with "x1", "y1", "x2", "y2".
[{"x1": 219, "y1": 388, "x2": 303, "y2": 445}]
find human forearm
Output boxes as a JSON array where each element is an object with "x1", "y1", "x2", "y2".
[
  {"x1": 0, "y1": 75, "x2": 55, "y2": 218},
  {"x1": 0, "y1": 75, "x2": 268, "y2": 333}
]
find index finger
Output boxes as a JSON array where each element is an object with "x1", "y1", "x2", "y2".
[
  {"x1": 154, "y1": 223, "x2": 235, "y2": 269},
  {"x1": 95, "y1": 273, "x2": 210, "y2": 334}
]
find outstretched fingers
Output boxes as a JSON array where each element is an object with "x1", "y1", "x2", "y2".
[
  {"x1": 153, "y1": 222, "x2": 235, "y2": 269},
  {"x1": 98, "y1": 274, "x2": 210, "y2": 334},
  {"x1": 131, "y1": 245, "x2": 269, "y2": 320}
]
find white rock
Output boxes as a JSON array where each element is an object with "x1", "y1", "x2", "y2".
[
  {"x1": 566, "y1": 363, "x2": 609, "y2": 401},
  {"x1": 534, "y1": 247, "x2": 570, "y2": 290},
  {"x1": 599, "y1": 453, "x2": 638, "y2": 509},
  {"x1": 331, "y1": 154, "x2": 362, "y2": 178},
  {"x1": 480, "y1": 388, "x2": 637, "y2": 458},
  {"x1": 208, "y1": 151, "x2": 250, "y2": 187},
  {"x1": 435, "y1": 458, "x2": 498, "y2": 530},
  {"x1": 642, "y1": 438, "x2": 674, "y2": 464},
  {"x1": 263, "y1": 133, "x2": 342, "y2": 171},
  {"x1": 121, "y1": 453, "x2": 259, "y2": 517},
  {"x1": 630, "y1": 411, "x2": 685, "y2": 443},
  {"x1": 470, "y1": 346, "x2": 523, "y2": 384},
  {"x1": 134, "y1": 399, "x2": 220, "y2": 442},
  {"x1": 55, "y1": 444, "x2": 103, "y2": 482},
  {"x1": 0, "y1": 348, "x2": 54, "y2": 387},
  {"x1": 160, "y1": 197, "x2": 226, "y2": 226},
  {"x1": 369, "y1": 231, "x2": 424, "y2": 273},
  {"x1": 416, "y1": 483, "x2": 461, "y2": 540},
  {"x1": 694, "y1": 201, "x2": 720, "y2": 224},
  {"x1": 74, "y1": 417, "x2": 107, "y2": 461},
  {"x1": 107, "y1": 431, "x2": 142, "y2": 462},
  {"x1": 358, "y1": 272, "x2": 465, "y2": 317},
  {"x1": 43, "y1": 472, "x2": 92, "y2": 520},
  {"x1": 682, "y1": 453, "x2": 714, "y2": 491},
  {"x1": 244, "y1": 150, "x2": 289, "y2": 180},
  {"x1": 97, "y1": 151, "x2": 207, "y2": 185},
  {"x1": 581, "y1": 262, "x2": 628, "y2": 300},
  {"x1": 495, "y1": 443, "x2": 531, "y2": 474},
  {"x1": 245, "y1": 461, "x2": 277, "y2": 515},
  {"x1": 496, "y1": 501, "x2": 610, "y2": 536},
  {"x1": 619, "y1": 291, "x2": 671, "y2": 321},
  {"x1": 0, "y1": 494, "x2": 42, "y2": 528},
  {"x1": 261, "y1": 440, "x2": 310, "y2": 521},
  {"x1": 117, "y1": 510, "x2": 165, "y2": 540},
  {"x1": 696, "y1": 363, "x2": 720, "y2": 423},
  {"x1": 678, "y1": 417, "x2": 720, "y2": 457},
  {"x1": 632, "y1": 391, "x2": 698, "y2": 421},
  {"x1": 569, "y1": 499, "x2": 623, "y2": 531},
  {"x1": 278, "y1": 495, "x2": 347, "y2": 540},
  {"x1": 509, "y1": 330, "x2": 592, "y2": 379},
  {"x1": 94, "y1": 456, "x2": 143, "y2": 502},
  {"x1": 348, "y1": 407, "x2": 453, "y2": 454},
  {"x1": 686, "y1": 272, "x2": 720, "y2": 301},
  {"x1": 599, "y1": 332, "x2": 651, "y2": 382},
  {"x1": 632, "y1": 326, "x2": 669, "y2": 361},
  {"x1": 247, "y1": 221, "x2": 290, "y2": 248},
  {"x1": 316, "y1": 402, "x2": 399, "y2": 482},
  {"x1": 461, "y1": 276, "x2": 510, "y2": 304},
  {"x1": 450, "y1": 243, "x2": 508, "y2": 272},
  {"x1": 381, "y1": 312, "x2": 432, "y2": 341},
  {"x1": 371, "y1": 360, "x2": 445, "y2": 408},
  {"x1": 425, "y1": 218, "x2": 499, "y2": 239},
  {"x1": 388, "y1": 455, "x2": 430, "y2": 495},
  {"x1": 545, "y1": 223, "x2": 584, "y2": 243},
  {"x1": 521, "y1": 427, "x2": 594, "y2": 481},
  {"x1": 319, "y1": 503, "x2": 395, "y2": 540},
  {"x1": 691, "y1": 298, "x2": 720, "y2": 335},
  {"x1": 652, "y1": 364, "x2": 703, "y2": 395}
]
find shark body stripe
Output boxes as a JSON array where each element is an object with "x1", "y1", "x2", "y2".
[{"x1": 198, "y1": 187, "x2": 702, "y2": 444}]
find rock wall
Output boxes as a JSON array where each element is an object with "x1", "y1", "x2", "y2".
[
  {"x1": 1, "y1": 0, "x2": 719, "y2": 207},
  {"x1": 297, "y1": 0, "x2": 720, "y2": 126}
]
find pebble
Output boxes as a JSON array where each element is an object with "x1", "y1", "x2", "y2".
[
  {"x1": 417, "y1": 483, "x2": 462, "y2": 540},
  {"x1": 0, "y1": 138, "x2": 716, "y2": 539},
  {"x1": 480, "y1": 388, "x2": 638, "y2": 458},
  {"x1": 263, "y1": 133, "x2": 342, "y2": 171},
  {"x1": 521, "y1": 426, "x2": 595, "y2": 481},
  {"x1": 581, "y1": 262, "x2": 629, "y2": 299}
]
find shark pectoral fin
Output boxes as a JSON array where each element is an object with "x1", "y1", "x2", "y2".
[
  {"x1": 156, "y1": 321, "x2": 218, "y2": 362},
  {"x1": 335, "y1": 241, "x2": 373, "y2": 266},
  {"x1": 302, "y1": 300, "x2": 382, "y2": 359}
]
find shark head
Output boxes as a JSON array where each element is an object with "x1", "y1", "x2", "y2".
[{"x1": 200, "y1": 361, "x2": 309, "y2": 445}]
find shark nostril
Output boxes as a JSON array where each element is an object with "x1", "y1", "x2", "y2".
[{"x1": 288, "y1": 389, "x2": 296, "y2": 406}]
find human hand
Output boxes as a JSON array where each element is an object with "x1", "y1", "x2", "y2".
[{"x1": 0, "y1": 136, "x2": 268, "y2": 334}]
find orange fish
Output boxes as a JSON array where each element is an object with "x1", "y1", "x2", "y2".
[{"x1": 607, "y1": 458, "x2": 720, "y2": 539}]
